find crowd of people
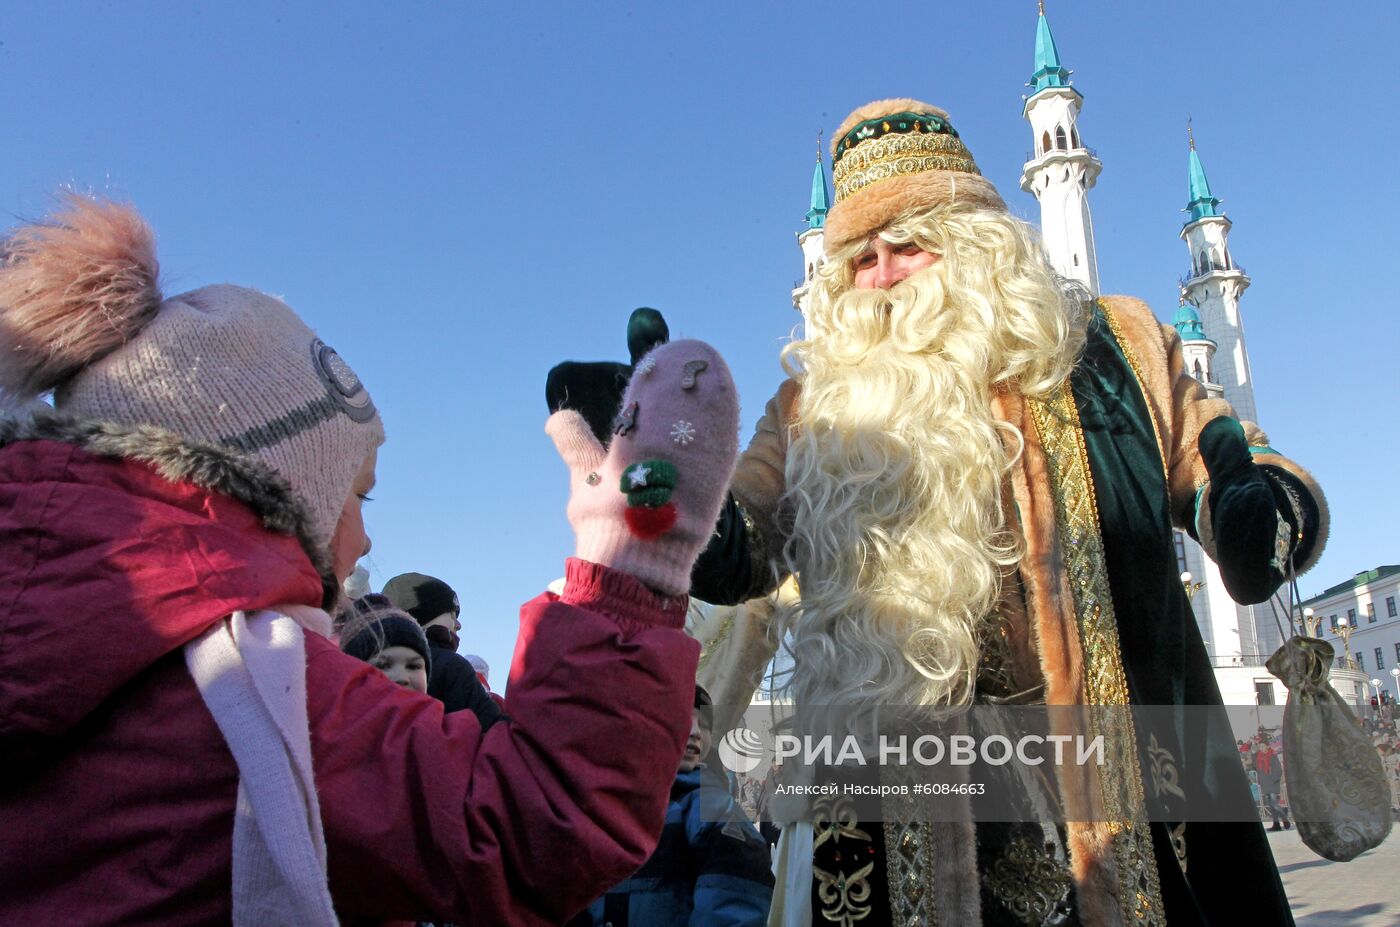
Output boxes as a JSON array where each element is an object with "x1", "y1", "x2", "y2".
[
  {"x1": 1237, "y1": 711, "x2": 1400, "y2": 836},
  {"x1": 0, "y1": 93, "x2": 1342, "y2": 926}
]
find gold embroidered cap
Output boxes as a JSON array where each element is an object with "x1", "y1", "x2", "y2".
[{"x1": 824, "y1": 98, "x2": 1007, "y2": 253}]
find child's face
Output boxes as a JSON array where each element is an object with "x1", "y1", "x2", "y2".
[
  {"x1": 373, "y1": 645, "x2": 428, "y2": 693},
  {"x1": 679, "y1": 709, "x2": 713, "y2": 773}
]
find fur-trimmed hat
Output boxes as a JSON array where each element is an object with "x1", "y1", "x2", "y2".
[
  {"x1": 824, "y1": 98, "x2": 1006, "y2": 254},
  {"x1": 0, "y1": 195, "x2": 385, "y2": 549}
]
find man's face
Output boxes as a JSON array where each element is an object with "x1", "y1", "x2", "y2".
[
  {"x1": 851, "y1": 235, "x2": 941, "y2": 290},
  {"x1": 425, "y1": 610, "x2": 460, "y2": 633},
  {"x1": 679, "y1": 709, "x2": 713, "y2": 773}
]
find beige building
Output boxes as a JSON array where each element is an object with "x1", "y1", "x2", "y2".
[{"x1": 1299, "y1": 565, "x2": 1400, "y2": 708}]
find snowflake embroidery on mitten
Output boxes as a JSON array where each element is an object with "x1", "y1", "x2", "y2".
[{"x1": 671, "y1": 421, "x2": 696, "y2": 445}]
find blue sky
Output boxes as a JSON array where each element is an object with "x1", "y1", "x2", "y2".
[{"x1": 4, "y1": 2, "x2": 1397, "y2": 686}]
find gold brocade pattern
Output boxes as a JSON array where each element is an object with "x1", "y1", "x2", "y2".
[
  {"x1": 1027, "y1": 381, "x2": 1167, "y2": 926},
  {"x1": 882, "y1": 792, "x2": 940, "y2": 927},
  {"x1": 812, "y1": 795, "x2": 875, "y2": 925},
  {"x1": 832, "y1": 133, "x2": 979, "y2": 201},
  {"x1": 983, "y1": 836, "x2": 1074, "y2": 926}
]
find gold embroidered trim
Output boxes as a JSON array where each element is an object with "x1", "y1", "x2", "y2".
[
  {"x1": 1099, "y1": 301, "x2": 1170, "y2": 491},
  {"x1": 882, "y1": 793, "x2": 940, "y2": 927},
  {"x1": 813, "y1": 861, "x2": 875, "y2": 925},
  {"x1": 812, "y1": 795, "x2": 871, "y2": 851},
  {"x1": 1027, "y1": 381, "x2": 1166, "y2": 926},
  {"x1": 983, "y1": 835, "x2": 1073, "y2": 926},
  {"x1": 832, "y1": 133, "x2": 979, "y2": 202},
  {"x1": 812, "y1": 794, "x2": 876, "y2": 925},
  {"x1": 696, "y1": 609, "x2": 736, "y2": 672}
]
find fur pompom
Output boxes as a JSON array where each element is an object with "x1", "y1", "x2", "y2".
[{"x1": 0, "y1": 194, "x2": 162, "y2": 400}]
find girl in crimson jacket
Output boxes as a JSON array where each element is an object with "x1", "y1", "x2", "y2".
[{"x1": 0, "y1": 196, "x2": 739, "y2": 926}]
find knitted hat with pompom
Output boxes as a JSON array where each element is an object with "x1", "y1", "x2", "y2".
[{"x1": 0, "y1": 194, "x2": 384, "y2": 548}]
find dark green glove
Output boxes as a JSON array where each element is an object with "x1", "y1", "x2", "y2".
[
  {"x1": 1198, "y1": 416, "x2": 1299, "y2": 604},
  {"x1": 545, "y1": 308, "x2": 669, "y2": 444}
]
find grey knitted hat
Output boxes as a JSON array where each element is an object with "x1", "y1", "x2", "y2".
[
  {"x1": 339, "y1": 593, "x2": 432, "y2": 674},
  {"x1": 0, "y1": 196, "x2": 384, "y2": 547}
]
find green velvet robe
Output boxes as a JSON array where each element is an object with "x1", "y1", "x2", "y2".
[{"x1": 693, "y1": 301, "x2": 1311, "y2": 926}]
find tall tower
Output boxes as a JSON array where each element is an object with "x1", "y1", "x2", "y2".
[
  {"x1": 1020, "y1": 2, "x2": 1102, "y2": 294},
  {"x1": 1173, "y1": 297, "x2": 1245, "y2": 662},
  {"x1": 1173, "y1": 299, "x2": 1223, "y2": 401},
  {"x1": 793, "y1": 137, "x2": 830, "y2": 315},
  {"x1": 1179, "y1": 126, "x2": 1256, "y2": 423},
  {"x1": 1173, "y1": 127, "x2": 1278, "y2": 663}
]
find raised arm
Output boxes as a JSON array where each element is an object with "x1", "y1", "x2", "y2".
[{"x1": 312, "y1": 340, "x2": 739, "y2": 925}]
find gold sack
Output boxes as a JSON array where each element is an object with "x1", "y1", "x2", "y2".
[{"x1": 1267, "y1": 636, "x2": 1392, "y2": 861}]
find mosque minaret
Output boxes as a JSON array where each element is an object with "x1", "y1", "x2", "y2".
[{"x1": 1019, "y1": 1, "x2": 1102, "y2": 295}]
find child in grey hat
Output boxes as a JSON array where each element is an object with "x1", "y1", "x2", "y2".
[{"x1": 339, "y1": 593, "x2": 433, "y2": 694}]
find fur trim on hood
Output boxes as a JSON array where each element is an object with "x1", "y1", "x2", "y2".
[{"x1": 0, "y1": 410, "x2": 340, "y2": 609}]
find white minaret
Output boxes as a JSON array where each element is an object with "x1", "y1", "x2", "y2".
[
  {"x1": 1180, "y1": 126, "x2": 1256, "y2": 423},
  {"x1": 1172, "y1": 296, "x2": 1224, "y2": 401},
  {"x1": 793, "y1": 135, "x2": 830, "y2": 316},
  {"x1": 1172, "y1": 125, "x2": 1280, "y2": 663},
  {"x1": 1020, "y1": 3, "x2": 1101, "y2": 294}
]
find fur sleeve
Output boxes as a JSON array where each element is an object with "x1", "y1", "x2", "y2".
[
  {"x1": 729, "y1": 379, "x2": 800, "y2": 576},
  {"x1": 1101, "y1": 295, "x2": 1328, "y2": 574},
  {"x1": 1100, "y1": 295, "x2": 1234, "y2": 527}
]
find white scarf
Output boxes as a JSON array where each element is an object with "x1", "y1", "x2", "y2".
[
  {"x1": 184, "y1": 606, "x2": 338, "y2": 926},
  {"x1": 769, "y1": 822, "x2": 814, "y2": 927}
]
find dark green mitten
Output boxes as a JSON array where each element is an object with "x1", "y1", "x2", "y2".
[
  {"x1": 545, "y1": 307, "x2": 669, "y2": 444},
  {"x1": 1199, "y1": 416, "x2": 1299, "y2": 604}
]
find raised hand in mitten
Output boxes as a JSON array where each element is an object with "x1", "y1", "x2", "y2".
[
  {"x1": 1198, "y1": 416, "x2": 1300, "y2": 604},
  {"x1": 545, "y1": 307, "x2": 670, "y2": 444},
  {"x1": 547, "y1": 340, "x2": 739, "y2": 597}
]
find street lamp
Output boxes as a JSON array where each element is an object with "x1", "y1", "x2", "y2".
[
  {"x1": 1181, "y1": 571, "x2": 1205, "y2": 600},
  {"x1": 1302, "y1": 606, "x2": 1322, "y2": 638},
  {"x1": 1335, "y1": 615, "x2": 1355, "y2": 667},
  {"x1": 1390, "y1": 667, "x2": 1400, "y2": 701}
]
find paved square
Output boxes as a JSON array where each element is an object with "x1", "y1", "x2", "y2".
[{"x1": 1270, "y1": 828, "x2": 1400, "y2": 926}]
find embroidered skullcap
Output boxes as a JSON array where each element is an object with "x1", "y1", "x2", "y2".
[{"x1": 824, "y1": 98, "x2": 1006, "y2": 253}]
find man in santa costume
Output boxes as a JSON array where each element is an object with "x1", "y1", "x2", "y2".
[{"x1": 688, "y1": 98, "x2": 1326, "y2": 926}]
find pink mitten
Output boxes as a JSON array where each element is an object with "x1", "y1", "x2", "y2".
[{"x1": 547, "y1": 340, "x2": 739, "y2": 597}]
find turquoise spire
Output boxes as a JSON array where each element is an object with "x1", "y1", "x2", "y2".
[
  {"x1": 1029, "y1": 2, "x2": 1071, "y2": 94},
  {"x1": 1173, "y1": 303, "x2": 1210, "y2": 342},
  {"x1": 806, "y1": 137, "x2": 830, "y2": 230},
  {"x1": 1186, "y1": 123, "x2": 1221, "y2": 223}
]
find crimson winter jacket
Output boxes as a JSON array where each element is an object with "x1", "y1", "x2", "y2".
[{"x1": 0, "y1": 417, "x2": 699, "y2": 926}]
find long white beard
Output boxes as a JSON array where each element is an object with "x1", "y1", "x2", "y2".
[{"x1": 778, "y1": 265, "x2": 1023, "y2": 714}]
